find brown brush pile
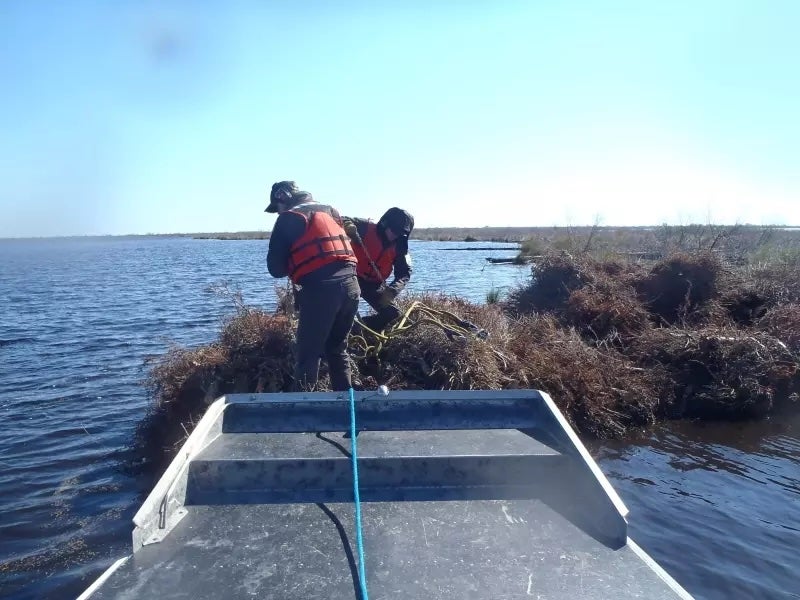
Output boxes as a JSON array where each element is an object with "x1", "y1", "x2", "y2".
[
  {"x1": 745, "y1": 260, "x2": 800, "y2": 304},
  {"x1": 138, "y1": 249, "x2": 800, "y2": 470},
  {"x1": 634, "y1": 252, "x2": 727, "y2": 326},
  {"x1": 755, "y1": 304, "x2": 800, "y2": 353},
  {"x1": 508, "y1": 253, "x2": 651, "y2": 345},
  {"x1": 504, "y1": 315, "x2": 664, "y2": 437},
  {"x1": 357, "y1": 294, "x2": 515, "y2": 391},
  {"x1": 507, "y1": 250, "x2": 800, "y2": 423},
  {"x1": 627, "y1": 327, "x2": 798, "y2": 419},
  {"x1": 133, "y1": 310, "x2": 295, "y2": 464}
]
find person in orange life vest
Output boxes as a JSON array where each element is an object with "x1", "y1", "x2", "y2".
[
  {"x1": 265, "y1": 181, "x2": 360, "y2": 391},
  {"x1": 342, "y1": 208, "x2": 414, "y2": 333}
]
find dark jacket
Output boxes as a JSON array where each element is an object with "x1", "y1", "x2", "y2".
[{"x1": 267, "y1": 194, "x2": 356, "y2": 285}]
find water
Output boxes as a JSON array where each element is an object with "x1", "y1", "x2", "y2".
[
  {"x1": 1, "y1": 238, "x2": 798, "y2": 599},
  {"x1": 593, "y1": 420, "x2": 800, "y2": 600}
]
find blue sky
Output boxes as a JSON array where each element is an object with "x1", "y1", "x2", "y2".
[{"x1": 1, "y1": 1, "x2": 798, "y2": 237}]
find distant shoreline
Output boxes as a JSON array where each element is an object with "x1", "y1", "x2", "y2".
[{"x1": 3, "y1": 224, "x2": 799, "y2": 242}]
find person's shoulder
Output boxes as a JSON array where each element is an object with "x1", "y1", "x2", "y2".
[
  {"x1": 312, "y1": 203, "x2": 344, "y2": 220},
  {"x1": 275, "y1": 210, "x2": 306, "y2": 224},
  {"x1": 272, "y1": 211, "x2": 308, "y2": 238}
]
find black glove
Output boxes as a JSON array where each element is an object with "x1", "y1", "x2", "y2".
[
  {"x1": 342, "y1": 218, "x2": 361, "y2": 244},
  {"x1": 292, "y1": 285, "x2": 302, "y2": 311},
  {"x1": 378, "y1": 285, "x2": 398, "y2": 308}
]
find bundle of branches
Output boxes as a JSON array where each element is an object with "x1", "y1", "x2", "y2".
[
  {"x1": 718, "y1": 285, "x2": 770, "y2": 326},
  {"x1": 627, "y1": 326, "x2": 799, "y2": 419},
  {"x1": 745, "y1": 258, "x2": 800, "y2": 305},
  {"x1": 508, "y1": 252, "x2": 651, "y2": 346},
  {"x1": 508, "y1": 253, "x2": 589, "y2": 314},
  {"x1": 711, "y1": 258, "x2": 800, "y2": 328},
  {"x1": 133, "y1": 310, "x2": 295, "y2": 469},
  {"x1": 360, "y1": 294, "x2": 513, "y2": 391},
  {"x1": 218, "y1": 309, "x2": 295, "y2": 393},
  {"x1": 634, "y1": 252, "x2": 725, "y2": 325},
  {"x1": 754, "y1": 304, "x2": 800, "y2": 353},
  {"x1": 564, "y1": 286, "x2": 651, "y2": 346},
  {"x1": 420, "y1": 293, "x2": 513, "y2": 341},
  {"x1": 145, "y1": 309, "x2": 295, "y2": 405},
  {"x1": 503, "y1": 315, "x2": 663, "y2": 438}
]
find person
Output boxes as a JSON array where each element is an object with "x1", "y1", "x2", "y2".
[
  {"x1": 265, "y1": 181, "x2": 360, "y2": 391},
  {"x1": 342, "y1": 207, "x2": 414, "y2": 333}
]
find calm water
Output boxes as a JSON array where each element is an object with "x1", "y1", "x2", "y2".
[{"x1": 1, "y1": 238, "x2": 798, "y2": 599}]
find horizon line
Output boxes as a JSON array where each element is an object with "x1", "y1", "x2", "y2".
[{"x1": 2, "y1": 223, "x2": 800, "y2": 241}]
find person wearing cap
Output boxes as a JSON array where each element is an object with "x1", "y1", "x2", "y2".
[
  {"x1": 341, "y1": 207, "x2": 415, "y2": 333},
  {"x1": 265, "y1": 181, "x2": 360, "y2": 391}
]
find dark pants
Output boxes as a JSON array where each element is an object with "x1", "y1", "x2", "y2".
[
  {"x1": 294, "y1": 275, "x2": 360, "y2": 392},
  {"x1": 358, "y1": 278, "x2": 401, "y2": 333}
]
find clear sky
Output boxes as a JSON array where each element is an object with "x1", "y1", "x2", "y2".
[{"x1": 1, "y1": 1, "x2": 798, "y2": 237}]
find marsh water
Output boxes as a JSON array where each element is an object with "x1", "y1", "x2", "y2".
[{"x1": 0, "y1": 238, "x2": 798, "y2": 599}]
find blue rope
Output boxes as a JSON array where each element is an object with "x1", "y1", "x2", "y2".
[{"x1": 348, "y1": 387, "x2": 369, "y2": 600}]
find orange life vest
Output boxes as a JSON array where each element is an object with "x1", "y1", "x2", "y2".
[
  {"x1": 287, "y1": 205, "x2": 356, "y2": 283},
  {"x1": 353, "y1": 222, "x2": 396, "y2": 282}
]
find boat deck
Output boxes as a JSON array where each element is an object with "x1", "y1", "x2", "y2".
[
  {"x1": 91, "y1": 499, "x2": 681, "y2": 599},
  {"x1": 82, "y1": 391, "x2": 692, "y2": 599}
]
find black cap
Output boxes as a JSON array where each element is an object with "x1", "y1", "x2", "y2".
[
  {"x1": 265, "y1": 181, "x2": 299, "y2": 213},
  {"x1": 378, "y1": 207, "x2": 415, "y2": 237}
]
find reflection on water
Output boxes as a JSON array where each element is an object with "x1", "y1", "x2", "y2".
[{"x1": 593, "y1": 415, "x2": 800, "y2": 600}]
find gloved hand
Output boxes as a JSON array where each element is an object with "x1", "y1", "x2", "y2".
[
  {"x1": 292, "y1": 285, "x2": 302, "y2": 311},
  {"x1": 377, "y1": 285, "x2": 398, "y2": 308},
  {"x1": 342, "y1": 218, "x2": 361, "y2": 244}
]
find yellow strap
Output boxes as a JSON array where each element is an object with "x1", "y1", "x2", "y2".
[{"x1": 349, "y1": 301, "x2": 480, "y2": 360}]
